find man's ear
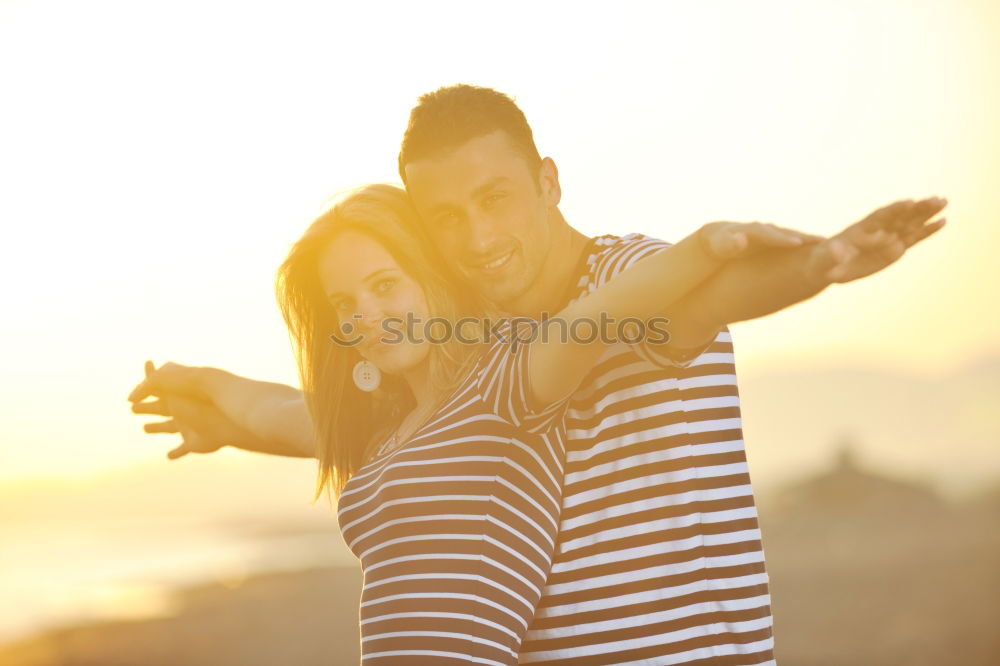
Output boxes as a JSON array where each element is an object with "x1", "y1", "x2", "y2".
[{"x1": 538, "y1": 157, "x2": 561, "y2": 207}]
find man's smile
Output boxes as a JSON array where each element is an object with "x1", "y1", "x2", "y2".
[{"x1": 467, "y1": 248, "x2": 517, "y2": 276}]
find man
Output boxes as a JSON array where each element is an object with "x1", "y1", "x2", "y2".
[{"x1": 130, "y1": 85, "x2": 946, "y2": 664}]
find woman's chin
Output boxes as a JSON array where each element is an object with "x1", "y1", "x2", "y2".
[{"x1": 365, "y1": 345, "x2": 425, "y2": 378}]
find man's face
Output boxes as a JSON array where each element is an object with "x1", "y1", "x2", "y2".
[{"x1": 403, "y1": 130, "x2": 558, "y2": 306}]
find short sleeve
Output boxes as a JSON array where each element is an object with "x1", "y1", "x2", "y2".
[
  {"x1": 594, "y1": 235, "x2": 718, "y2": 369},
  {"x1": 630, "y1": 325, "x2": 723, "y2": 369},
  {"x1": 475, "y1": 318, "x2": 571, "y2": 434}
]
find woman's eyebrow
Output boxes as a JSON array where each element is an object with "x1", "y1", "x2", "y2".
[{"x1": 327, "y1": 268, "x2": 398, "y2": 300}]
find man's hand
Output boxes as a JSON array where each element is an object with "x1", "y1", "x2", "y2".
[
  {"x1": 806, "y1": 196, "x2": 947, "y2": 285},
  {"x1": 655, "y1": 195, "x2": 948, "y2": 352},
  {"x1": 700, "y1": 221, "x2": 825, "y2": 261}
]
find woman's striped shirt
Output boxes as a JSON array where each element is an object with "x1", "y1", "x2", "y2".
[
  {"x1": 518, "y1": 233, "x2": 777, "y2": 665},
  {"x1": 337, "y1": 319, "x2": 570, "y2": 665}
]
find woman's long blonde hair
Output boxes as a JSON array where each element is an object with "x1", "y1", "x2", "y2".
[{"x1": 276, "y1": 184, "x2": 495, "y2": 503}]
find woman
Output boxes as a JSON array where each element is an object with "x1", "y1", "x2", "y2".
[{"x1": 267, "y1": 182, "x2": 790, "y2": 664}]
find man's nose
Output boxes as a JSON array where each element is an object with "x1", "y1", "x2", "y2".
[{"x1": 464, "y1": 213, "x2": 500, "y2": 257}]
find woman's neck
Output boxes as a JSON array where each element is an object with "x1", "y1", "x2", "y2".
[{"x1": 401, "y1": 358, "x2": 436, "y2": 411}]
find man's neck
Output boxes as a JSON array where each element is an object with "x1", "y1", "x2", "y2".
[{"x1": 502, "y1": 207, "x2": 591, "y2": 318}]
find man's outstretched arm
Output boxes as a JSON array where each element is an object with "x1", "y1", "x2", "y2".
[{"x1": 656, "y1": 196, "x2": 948, "y2": 353}]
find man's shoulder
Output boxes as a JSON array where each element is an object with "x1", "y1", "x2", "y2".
[{"x1": 585, "y1": 232, "x2": 674, "y2": 284}]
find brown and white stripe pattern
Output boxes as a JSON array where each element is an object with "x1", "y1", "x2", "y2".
[
  {"x1": 518, "y1": 234, "x2": 776, "y2": 665},
  {"x1": 337, "y1": 319, "x2": 569, "y2": 665}
]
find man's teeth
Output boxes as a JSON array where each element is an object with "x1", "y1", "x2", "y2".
[{"x1": 483, "y1": 251, "x2": 513, "y2": 269}]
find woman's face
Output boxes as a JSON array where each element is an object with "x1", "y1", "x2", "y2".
[{"x1": 318, "y1": 230, "x2": 431, "y2": 376}]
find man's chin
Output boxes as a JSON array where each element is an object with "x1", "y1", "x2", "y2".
[{"x1": 471, "y1": 274, "x2": 532, "y2": 307}]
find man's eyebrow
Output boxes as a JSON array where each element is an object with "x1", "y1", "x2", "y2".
[
  {"x1": 327, "y1": 268, "x2": 397, "y2": 299},
  {"x1": 471, "y1": 176, "x2": 510, "y2": 199},
  {"x1": 424, "y1": 177, "x2": 511, "y2": 216}
]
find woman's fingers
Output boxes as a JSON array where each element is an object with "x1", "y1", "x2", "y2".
[
  {"x1": 128, "y1": 360, "x2": 158, "y2": 402},
  {"x1": 167, "y1": 442, "x2": 192, "y2": 460},
  {"x1": 858, "y1": 199, "x2": 914, "y2": 234},
  {"x1": 131, "y1": 399, "x2": 171, "y2": 416},
  {"x1": 862, "y1": 196, "x2": 946, "y2": 235},
  {"x1": 902, "y1": 218, "x2": 946, "y2": 247},
  {"x1": 898, "y1": 197, "x2": 947, "y2": 234},
  {"x1": 143, "y1": 419, "x2": 179, "y2": 434}
]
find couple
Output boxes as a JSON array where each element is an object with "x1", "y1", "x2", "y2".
[{"x1": 128, "y1": 84, "x2": 947, "y2": 665}]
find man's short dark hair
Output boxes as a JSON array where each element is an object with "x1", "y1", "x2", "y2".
[{"x1": 398, "y1": 84, "x2": 543, "y2": 185}]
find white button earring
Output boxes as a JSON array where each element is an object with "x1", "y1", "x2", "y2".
[{"x1": 352, "y1": 359, "x2": 381, "y2": 392}]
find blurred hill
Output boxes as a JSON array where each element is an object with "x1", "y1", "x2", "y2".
[
  {"x1": 758, "y1": 442, "x2": 1000, "y2": 664},
  {"x1": 739, "y1": 351, "x2": 1000, "y2": 501}
]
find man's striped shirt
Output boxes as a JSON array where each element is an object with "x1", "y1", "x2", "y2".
[{"x1": 518, "y1": 233, "x2": 776, "y2": 665}]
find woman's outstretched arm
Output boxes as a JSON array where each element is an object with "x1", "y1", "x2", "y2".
[{"x1": 129, "y1": 361, "x2": 316, "y2": 458}]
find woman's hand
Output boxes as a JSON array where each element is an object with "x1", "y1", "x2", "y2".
[
  {"x1": 130, "y1": 361, "x2": 247, "y2": 459},
  {"x1": 128, "y1": 360, "x2": 317, "y2": 459},
  {"x1": 128, "y1": 360, "x2": 207, "y2": 403}
]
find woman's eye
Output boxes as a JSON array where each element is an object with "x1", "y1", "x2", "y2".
[
  {"x1": 375, "y1": 279, "x2": 396, "y2": 294},
  {"x1": 437, "y1": 212, "x2": 460, "y2": 227}
]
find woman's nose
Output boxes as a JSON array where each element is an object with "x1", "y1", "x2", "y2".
[{"x1": 353, "y1": 309, "x2": 382, "y2": 331}]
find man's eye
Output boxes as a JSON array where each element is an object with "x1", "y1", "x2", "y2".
[
  {"x1": 437, "y1": 212, "x2": 460, "y2": 227},
  {"x1": 483, "y1": 193, "x2": 506, "y2": 209},
  {"x1": 333, "y1": 300, "x2": 352, "y2": 314}
]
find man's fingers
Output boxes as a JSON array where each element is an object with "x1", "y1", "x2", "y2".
[
  {"x1": 746, "y1": 222, "x2": 823, "y2": 247},
  {"x1": 131, "y1": 399, "x2": 171, "y2": 417},
  {"x1": 720, "y1": 231, "x2": 748, "y2": 257},
  {"x1": 144, "y1": 419, "x2": 179, "y2": 434},
  {"x1": 705, "y1": 226, "x2": 746, "y2": 259}
]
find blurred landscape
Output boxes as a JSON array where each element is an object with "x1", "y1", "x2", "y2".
[
  {"x1": 1, "y1": 358, "x2": 997, "y2": 665},
  {"x1": 3, "y1": 1, "x2": 998, "y2": 663}
]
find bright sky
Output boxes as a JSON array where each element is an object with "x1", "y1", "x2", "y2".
[{"x1": 1, "y1": 0, "x2": 997, "y2": 483}]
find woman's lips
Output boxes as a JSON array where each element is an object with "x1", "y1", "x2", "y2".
[{"x1": 363, "y1": 334, "x2": 390, "y2": 353}]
